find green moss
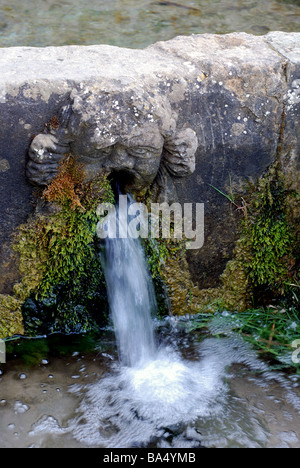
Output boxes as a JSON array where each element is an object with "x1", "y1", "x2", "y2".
[
  {"x1": 156, "y1": 164, "x2": 299, "y2": 316},
  {"x1": 8, "y1": 157, "x2": 115, "y2": 336},
  {"x1": 202, "y1": 165, "x2": 299, "y2": 311},
  {"x1": 241, "y1": 166, "x2": 296, "y2": 298},
  {"x1": 0, "y1": 295, "x2": 24, "y2": 339},
  {"x1": 35, "y1": 162, "x2": 115, "y2": 299},
  {"x1": 13, "y1": 216, "x2": 49, "y2": 302}
]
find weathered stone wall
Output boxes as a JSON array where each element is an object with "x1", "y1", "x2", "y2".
[{"x1": 0, "y1": 32, "x2": 299, "y2": 296}]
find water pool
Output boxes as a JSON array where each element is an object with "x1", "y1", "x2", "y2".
[
  {"x1": 1, "y1": 324, "x2": 299, "y2": 448},
  {"x1": 0, "y1": 0, "x2": 300, "y2": 49}
]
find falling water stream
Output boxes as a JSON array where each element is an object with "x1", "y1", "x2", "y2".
[
  {"x1": 100, "y1": 195, "x2": 157, "y2": 368},
  {"x1": 0, "y1": 196, "x2": 300, "y2": 448}
]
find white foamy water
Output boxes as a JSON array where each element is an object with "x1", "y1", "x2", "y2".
[
  {"x1": 1, "y1": 332, "x2": 300, "y2": 448},
  {"x1": 63, "y1": 336, "x2": 300, "y2": 448}
]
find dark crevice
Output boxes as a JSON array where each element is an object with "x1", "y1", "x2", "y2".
[{"x1": 108, "y1": 170, "x2": 136, "y2": 196}]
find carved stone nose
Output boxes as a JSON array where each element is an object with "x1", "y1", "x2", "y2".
[{"x1": 111, "y1": 145, "x2": 135, "y2": 170}]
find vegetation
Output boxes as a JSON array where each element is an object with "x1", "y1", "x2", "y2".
[
  {"x1": 13, "y1": 154, "x2": 115, "y2": 335},
  {"x1": 241, "y1": 166, "x2": 298, "y2": 301},
  {"x1": 0, "y1": 295, "x2": 24, "y2": 338},
  {"x1": 187, "y1": 164, "x2": 299, "y2": 371},
  {"x1": 186, "y1": 300, "x2": 300, "y2": 373},
  {"x1": 210, "y1": 164, "x2": 299, "y2": 309}
]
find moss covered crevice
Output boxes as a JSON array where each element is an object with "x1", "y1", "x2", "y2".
[
  {"x1": 192, "y1": 164, "x2": 299, "y2": 313},
  {"x1": 154, "y1": 239, "x2": 252, "y2": 315},
  {"x1": 144, "y1": 163, "x2": 299, "y2": 316}
]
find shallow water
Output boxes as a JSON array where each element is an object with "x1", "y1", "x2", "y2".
[
  {"x1": 0, "y1": 0, "x2": 299, "y2": 49},
  {"x1": 1, "y1": 324, "x2": 299, "y2": 448}
]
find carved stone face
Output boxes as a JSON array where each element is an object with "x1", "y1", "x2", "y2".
[
  {"x1": 74, "y1": 122, "x2": 165, "y2": 193},
  {"x1": 27, "y1": 87, "x2": 198, "y2": 198}
]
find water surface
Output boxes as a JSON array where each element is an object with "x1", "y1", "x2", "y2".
[
  {"x1": 0, "y1": 0, "x2": 299, "y2": 48},
  {"x1": 1, "y1": 325, "x2": 299, "y2": 448}
]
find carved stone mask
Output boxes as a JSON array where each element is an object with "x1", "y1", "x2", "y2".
[{"x1": 27, "y1": 86, "x2": 198, "y2": 198}]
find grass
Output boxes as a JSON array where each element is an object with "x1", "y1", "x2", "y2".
[{"x1": 187, "y1": 304, "x2": 300, "y2": 373}]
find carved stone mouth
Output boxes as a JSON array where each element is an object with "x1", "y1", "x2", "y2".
[{"x1": 108, "y1": 169, "x2": 144, "y2": 195}]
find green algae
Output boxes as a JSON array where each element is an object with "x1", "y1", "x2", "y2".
[{"x1": 150, "y1": 165, "x2": 299, "y2": 316}]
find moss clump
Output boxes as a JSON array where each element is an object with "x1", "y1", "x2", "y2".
[
  {"x1": 241, "y1": 166, "x2": 297, "y2": 300},
  {"x1": 34, "y1": 155, "x2": 114, "y2": 299},
  {"x1": 13, "y1": 216, "x2": 49, "y2": 302},
  {"x1": 0, "y1": 295, "x2": 24, "y2": 339},
  {"x1": 214, "y1": 245, "x2": 252, "y2": 311}
]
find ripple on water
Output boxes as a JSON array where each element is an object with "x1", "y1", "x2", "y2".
[
  {"x1": 1, "y1": 335, "x2": 300, "y2": 448},
  {"x1": 63, "y1": 337, "x2": 299, "y2": 448}
]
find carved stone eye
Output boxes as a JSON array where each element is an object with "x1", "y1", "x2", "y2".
[
  {"x1": 84, "y1": 147, "x2": 113, "y2": 159},
  {"x1": 100, "y1": 147, "x2": 114, "y2": 157},
  {"x1": 127, "y1": 147, "x2": 158, "y2": 158}
]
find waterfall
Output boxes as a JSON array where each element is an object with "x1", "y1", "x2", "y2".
[
  {"x1": 99, "y1": 194, "x2": 157, "y2": 367},
  {"x1": 65, "y1": 193, "x2": 274, "y2": 449}
]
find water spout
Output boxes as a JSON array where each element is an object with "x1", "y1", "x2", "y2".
[{"x1": 100, "y1": 194, "x2": 157, "y2": 367}]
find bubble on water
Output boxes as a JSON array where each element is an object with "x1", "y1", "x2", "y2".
[{"x1": 14, "y1": 401, "x2": 29, "y2": 414}]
